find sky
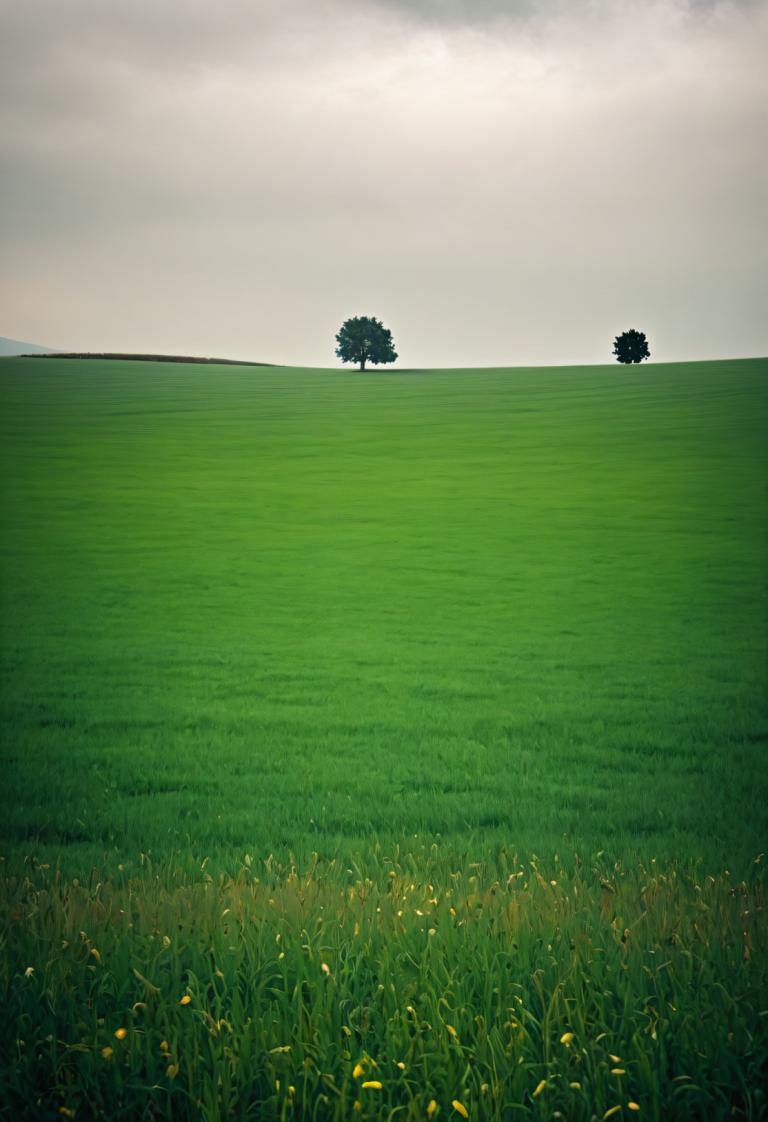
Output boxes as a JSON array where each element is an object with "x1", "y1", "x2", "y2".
[{"x1": 1, "y1": 0, "x2": 766, "y2": 367}]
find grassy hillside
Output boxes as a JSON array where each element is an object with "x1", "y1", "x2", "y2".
[
  {"x1": 1, "y1": 356, "x2": 766, "y2": 872},
  {"x1": 1, "y1": 355, "x2": 766, "y2": 1120}
]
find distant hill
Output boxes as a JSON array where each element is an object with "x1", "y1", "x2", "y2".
[
  {"x1": 0, "y1": 335, "x2": 60, "y2": 356},
  {"x1": 1, "y1": 342, "x2": 274, "y2": 365},
  {"x1": 42, "y1": 352, "x2": 275, "y2": 366}
]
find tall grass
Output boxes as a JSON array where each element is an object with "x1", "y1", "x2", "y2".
[{"x1": 2, "y1": 850, "x2": 766, "y2": 1120}]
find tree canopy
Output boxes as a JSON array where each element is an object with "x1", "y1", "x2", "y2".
[
  {"x1": 335, "y1": 316, "x2": 398, "y2": 372},
  {"x1": 613, "y1": 329, "x2": 650, "y2": 364}
]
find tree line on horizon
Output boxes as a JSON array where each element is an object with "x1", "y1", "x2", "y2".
[{"x1": 335, "y1": 316, "x2": 651, "y2": 370}]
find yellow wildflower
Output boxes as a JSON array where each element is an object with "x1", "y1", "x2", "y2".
[
  {"x1": 353, "y1": 1062, "x2": 365, "y2": 1079},
  {"x1": 397, "y1": 1061, "x2": 406, "y2": 1070},
  {"x1": 353, "y1": 1104, "x2": 361, "y2": 1114},
  {"x1": 160, "y1": 1040, "x2": 170, "y2": 1053},
  {"x1": 604, "y1": 1108, "x2": 622, "y2": 1120},
  {"x1": 362, "y1": 1080, "x2": 383, "y2": 1090},
  {"x1": 89, "y1": 948, "x2": 101, "y2": 962},
  {"x1": 114, "y1": 1028, "x2": 127, "y2": 1041},
  {"x1": 321, "y1": 962, "x2": 330, "y2": 975},
  {"x1": 101, "y1": 1046, "x2": 113, "y2": 1060},
  {"x1": 427, "y1": 1100, "x2": 438, "y2": 1119},
  {"x1": 452, "y1": 1101, "x2": 469, "y2": 1118},
  {"x1": 179, "y1": 995, "x2": 192, "y2": 1006},
  {"x1": 569, "y1": 1082, "x2": 581, "y2": 1089},
  {"x1": 446, "y1": 1025, "x2": 457, "y2": 1037},
  {"x1": 532, "y1": 1080, "x2": 547, "y2": 1098},
  {"x1": 611, "y1": 1068, "x2": 626, "y2": 1076},
  {"x1": 609, "y1": 1054, "x2": 621, "y2": 1063},
  {"x1": 167, "y1": 1064, "x2": 179, "y2": 1079},
  {"x1": 560, "y1": 1031, "x2": 574, "y2": 1045},
  {"x1": 628, "y1": 1105, "x2": 641, "y2": 1113}
]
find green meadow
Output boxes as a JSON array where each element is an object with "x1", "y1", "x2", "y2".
[{"x1": 1, "y1": 356, "x2": 767, "y2": 1120}]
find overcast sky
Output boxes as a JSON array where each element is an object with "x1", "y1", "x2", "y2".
[{"x1": 1, "y1": 0, "x2": 766, "y2": 367}]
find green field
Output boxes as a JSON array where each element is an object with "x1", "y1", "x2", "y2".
[{"x1": 1, "y1": 356, "x2": 767, "y2": 1120}]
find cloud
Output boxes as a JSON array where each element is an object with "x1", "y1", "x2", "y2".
[
  {"x1": 368, "y1": 0, "x2": 549, "y2": 25},
  {"x1": 368, "y1": 0, "x2": 762, "y2": 28},
  {"x1": 1, "y1": 0, "x2": 766, "y2": 364}
]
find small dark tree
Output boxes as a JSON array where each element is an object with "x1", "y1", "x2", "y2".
[
  {"x1": 613, "y1": 328, "x2": 650, "y2": 364},
  {"x1": 335, "y1": 316, "x2": 398, "y2": 372}
]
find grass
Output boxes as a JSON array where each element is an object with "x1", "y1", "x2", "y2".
[
  {"x1": 1, "y1": 355, "x2": 767, "y2": 1118},
  {"x1": 3, "y1": 854, "x2": 766, "y2": 1121}
]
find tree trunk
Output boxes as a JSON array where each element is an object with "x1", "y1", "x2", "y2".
[{"x1": 360, "y1": 356, "x2": 366, "y2": 371}]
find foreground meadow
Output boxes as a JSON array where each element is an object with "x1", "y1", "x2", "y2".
[{"x1": 1, "y1": 356, "x2": 767, "y2": 1118}]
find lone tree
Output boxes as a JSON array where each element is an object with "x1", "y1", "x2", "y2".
[
  {"x1": 613, "y1": 328, "x2": 650, "y2": 364},
  {"x1": 335, "y1": 315, "x2": 398, "y2": 372}
]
